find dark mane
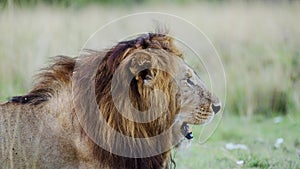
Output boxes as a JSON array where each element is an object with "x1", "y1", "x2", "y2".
[
  {"x1": 106, "y1": 32, "x2": 181, "y2": 72},
  {"x1": 76, "y1": 32, "x2": 182, "y2": 169}
]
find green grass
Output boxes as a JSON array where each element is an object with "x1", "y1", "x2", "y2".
[{"x1": 175, "y1": 113, "x2": 300, "y2": 169}]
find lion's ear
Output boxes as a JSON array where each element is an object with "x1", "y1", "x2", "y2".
[{"x1": 129, "y1": 52, "x2": 155, "y2": 86}]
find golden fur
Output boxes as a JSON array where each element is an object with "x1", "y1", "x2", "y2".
[{"x1": 0, "y1": 33, "x2": 220, "y2": 169}]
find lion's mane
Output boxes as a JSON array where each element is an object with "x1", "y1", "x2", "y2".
[{"x1": 9, "y1": 33, "x2": 185, "y2": 169}]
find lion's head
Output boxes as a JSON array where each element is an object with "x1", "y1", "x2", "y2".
[{"x1": 8, "y1": 32, "x2": 221, "y2": 169}]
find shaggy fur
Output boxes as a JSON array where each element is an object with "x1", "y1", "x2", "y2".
[{"x1": 0, "y1": 33, "x2": 220, "y2": 169}]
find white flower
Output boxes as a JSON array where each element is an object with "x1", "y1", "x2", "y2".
[
  {"x1": 225, "y1": 143, "x2": 248, "y2": 150},
  {"x1": 273, "y1": 116, "x2": 283, "y2": 123},
  {"x1": 274, "y1": 138, "x2": 284, "y2": 148},
  {"x1": 236, "y1": 160, "x2": 244, "y2": 166}
]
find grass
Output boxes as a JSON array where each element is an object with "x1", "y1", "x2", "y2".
[
  {"x1": 175, "y1": 113, "x2": 300, "y2": 169},
  {"x1": 0, "y1": 1, "x2": 299, "y2": 168}
]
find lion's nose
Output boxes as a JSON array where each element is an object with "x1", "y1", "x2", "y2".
[{"x1": 211, "y1": 103, "x2": 221, "y2": 114}]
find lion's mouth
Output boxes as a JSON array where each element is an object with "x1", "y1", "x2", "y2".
[{"x1": 181, "y1": 123, "x2": 193, "y2": 140}]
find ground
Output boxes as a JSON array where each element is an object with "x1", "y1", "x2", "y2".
[{"x1": 175, "y1": 113, "x2": 300, "y2": 169}]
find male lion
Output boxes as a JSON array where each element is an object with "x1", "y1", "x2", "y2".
[{"x1": 0, "y1": 33, "x2": 221, "y2": 169}]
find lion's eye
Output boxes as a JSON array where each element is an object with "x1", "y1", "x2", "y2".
[{"x1": 187, "y1": 78, "x2": 195, "y2": 86}]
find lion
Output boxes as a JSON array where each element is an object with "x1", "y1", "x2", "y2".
[{"x1": 0, "y1": 32, "x2": 221, "y2": 169}]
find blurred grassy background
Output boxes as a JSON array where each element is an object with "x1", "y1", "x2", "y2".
[{"x1": 0, "y1": 0, "x2": 299, "y2": 168}]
